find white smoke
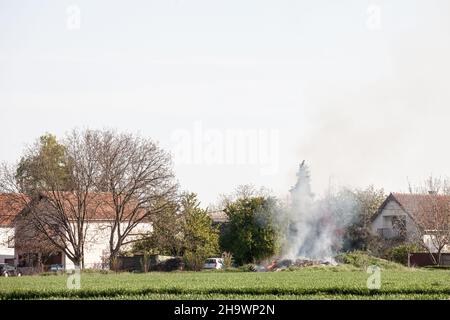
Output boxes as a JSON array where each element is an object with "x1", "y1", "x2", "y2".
[{"x1": 279, "y1": 161, "x2": 358, "y2": 261}]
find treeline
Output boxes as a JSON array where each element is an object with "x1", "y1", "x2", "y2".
[
  {"x1": 2, "y1": 129, "x2": 432, "y2": 270},
  {"x1": 133, "y1": 182, "x2": 394, "y2": 269}
]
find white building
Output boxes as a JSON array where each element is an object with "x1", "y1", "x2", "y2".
[
  {"x1": 63, "y1": 220, "x2": 152, "y2": 270},
  {"x1": 0, "y1": 193, "x2": 152, "y2": 270},
  {"x1": 0, "y1": 194, "x2": 24, "y2": 264},
  {"x1": 371, "y1": 192, "x2": 450, "y2": 253},
  {"x1": 0, "y1": 224, "x2": 15, "y2": 264}
]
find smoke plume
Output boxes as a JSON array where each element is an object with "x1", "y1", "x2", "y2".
[{"x1": 280, "y1": 161, "x2": 358, "y2": 261}]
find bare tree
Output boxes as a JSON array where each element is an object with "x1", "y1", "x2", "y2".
[
  {"x1": 0, "y1": 130, "x2": 102, "y2": 269},
  {"x1": 216, "y1": 184, "x2": 273, "y2": 209},
  {"x1": 95, "y1": 130, "x2": 178, "y2": 268},
  {"x1": 410, "y1": 195, "x2": 450, "y2": 265},
  {"x1": 14, "y1": 212, "x2": 60, "y2": 271},
  {"x1": 409, "y1": 177, "x2": 450, "y2": 265}
]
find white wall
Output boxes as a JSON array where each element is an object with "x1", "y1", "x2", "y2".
[
  {"x1": 64, "y1": 221, "x2": 152, "y2": 270},
  {"x1": 0, "y1": 226, "x2": 14, "y2": 263},
  {"x1": 371, "y1": 200, "x2": 416, "y2": 240},
  {"x1": 423, "y1": 235, "x2": 450, "y2": 253},
  {"x1": 372, "y1": 200, "x2": 403, "y2": 231}
]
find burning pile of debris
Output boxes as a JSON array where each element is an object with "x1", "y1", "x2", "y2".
[{"x1": 256, "y1": 258, "x2": 335, "y2": 272}]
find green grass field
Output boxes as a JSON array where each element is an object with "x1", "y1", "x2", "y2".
[{"x1": 1, "y1": 266, "x2": 450, "y2": 300}]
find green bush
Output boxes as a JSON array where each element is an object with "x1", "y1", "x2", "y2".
[
  {"x1": 220, "y1": 197, "x2": 279, "y2": 265},
  {"x1": 222, "y1": 252, "x2": 234, "y2": 269},
  {"x1": 182, "y1": 193, "x2": 220, "y2": 271},
  {"x1": 386, "y1": 244, "x2": 422, "y2": 265},
  {"x1": 184, "y1": 251, "x2": 208, "y2": 271}
]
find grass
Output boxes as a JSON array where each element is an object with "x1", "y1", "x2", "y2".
[
  {"x1": 335, "y1": 251, "x2": 407, "y2": 270},
  {"x1": 1, "y1": 265, "x2": 449, "y2": 300}
]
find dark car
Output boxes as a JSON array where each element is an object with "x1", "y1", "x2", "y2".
[{"x1": 0, "y1": 263, "x2": 22, "y2": 277}]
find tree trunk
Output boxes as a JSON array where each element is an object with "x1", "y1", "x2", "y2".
[
  {"x1": 437, "y1": 249, "x2": 442, "y2": 266},
  {"x1": 109, "y1": 250, "x2": 119, "y2": 271},
  {"x1": 37, "y1": 253, "x2": 42, "y2": 273},
  {"x1": 429, "y1": 251, "x2": 438, "y2": 265}
]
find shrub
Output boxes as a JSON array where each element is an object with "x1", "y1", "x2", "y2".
[
  {"x1": 182, "y1": 193, "x2": 220, "y2": 271},
  {"x1": 220, "y1": 197, "x2": 279, "y2": 265},
  {"x1": 386, "y1": 244, "x2": 422, "y2": 265},
  {"x1": 222, "y1": 252, "x2": 234, "y2": 269},
  {"x1": 184, "y1": 249, "x2": 210, "y2": 271},
  {"x1": 140, "y1": 251, "x2": 150, "y2": 273}
]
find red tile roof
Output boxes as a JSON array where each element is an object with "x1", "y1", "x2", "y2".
[
  {"x1": 389, "y1": 193, "x2": 450, "y2": 223},
  {"x1": 0, "y1": 194, "x2": 29, "y2": 226},
  {"x1": 36, "y1": 192, "x2": 146, "y2": 221},
  {"x1": 0, "y1": 192, "x2": 147, "y2": 225}
]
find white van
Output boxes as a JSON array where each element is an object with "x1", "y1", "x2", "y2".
[{"x1": 203, "y1": 258, "x2": 224, "y2": 270}]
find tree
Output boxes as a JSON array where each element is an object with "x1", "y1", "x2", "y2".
[
  {"x1": 1, "y1": 129, "x2": 178, "y2": 269},
  {"x1": 133, "y1": 198, "x2": 183, "y2": 256},
  {"x1": 15, "y1": 134, "x2": 72, "y2": 194},
  {"x1": 0, "y1": 130, "x2": 103, "y2": 268},
  {"x1": 94, "y1": 130, "x2": 178, "y2": 267},
  {"x1": 342, "y1": 186, "x2": 386, "y2": 252},
  {"x1": 413, "y1": 197, "x2": 449, "y2": 265},
  {"x1": 408, "y1": 176, "x2": 450, "y2": 265},
  {"x1": 216, "y1": 184, "x2": 272, "y2": 209},
  {"x1": 14, "y1": 211, "x2": 61, "y2": 270},
  {"x1": 181, "y1": 193, "x2": 219, "y2": 271},
  {"x1": 220, "y1": 196, "x2": 279, "y2": 265}
]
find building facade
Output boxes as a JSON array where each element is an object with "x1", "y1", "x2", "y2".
[
  {"x1": 372, "y1": 192, "x2": 450, "y2": 253},
  {"x1": 0, "y1": 193, "x2": 152, "y2": 270}
]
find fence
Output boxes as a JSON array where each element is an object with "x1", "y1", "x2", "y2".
[{"x1": 408, "y1": 253, "x2": 450, "y2": 267}]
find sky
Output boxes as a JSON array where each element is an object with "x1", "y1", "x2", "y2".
[{"x1": 1, "y1": 0, "x2": 450, "y2": 206}]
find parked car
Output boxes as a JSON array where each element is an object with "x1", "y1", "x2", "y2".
[
  {"x1": 203, "y1": 258, "x2": 224, "y2": 270},
  {"x1": 49, "y1": 264, "x2": 64, "y2": 272},
  {"x1": 0, "y1": 263, "x2": 22, "y2": 277}
]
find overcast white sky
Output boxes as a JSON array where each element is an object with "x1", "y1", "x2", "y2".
[{"x1": 1, "y1": 0, "x2": 450, "y2": 206}]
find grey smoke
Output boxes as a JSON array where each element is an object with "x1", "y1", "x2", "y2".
[{"x1": 279, "y1": 161, "x2": 358, "y2": 261}]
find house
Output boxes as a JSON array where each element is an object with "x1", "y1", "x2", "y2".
[
  {"x1": 0, "y1": 194, "x2": 27, "y2": 264},
  {"x1": 0, "y1": 193, "x2": 151, "y2": 271},
  {"x1": 372, "y1": 192, "x2": 450, "y2": 252}
]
